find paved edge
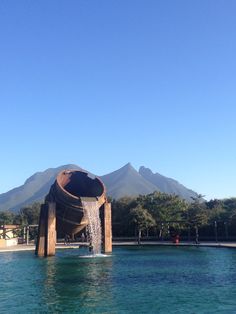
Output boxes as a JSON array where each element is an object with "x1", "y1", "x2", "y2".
[{"x1": 1, "y1": 242, "x2": 236, "y2": 253}]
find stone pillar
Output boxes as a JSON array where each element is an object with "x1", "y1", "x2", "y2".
[
  {"x1": 46, "y1": 202, "x2": 56, "y2": 256},
  {"x1": 103, "y1": 202, "x2": 112, "y2": 253},
  {"x1": 36, "y1": 204, "x2": 46, "y2": 256},
  {"x1": 35, "y1": 202, "x2": 56, "y2": 257}
]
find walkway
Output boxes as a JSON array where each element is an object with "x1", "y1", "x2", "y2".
[
  {"x1": 113, "y1": 241, "x2": 236, "y2": 249},
  {"x1": 1, "y1": 241, "x2": 236, "y2": 253}
]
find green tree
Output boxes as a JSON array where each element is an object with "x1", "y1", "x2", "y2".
[
  {"x1": 222, "y1": 198, "x2": 236, "y2": 219},
  {"x1": 221, "y1": 198, "x2": 236, "y2": 236},
  {"x1": 187, "y1": 195, "x2": 208, "y2": 243},
  {"x1": 130, "y1": 205, "x2": 155, "y2": 244},
  {"x1": 19, "y1": 202, "x2": 41, "y2": 225},
  {"x1": 205, "y1": 199, "x2": 225, "y2": 224},
  {"x1": 112, "y1": 197, "x2": 136, "y2": 237},
  {"x1": 0, "y1": 211, "x2": 14, "y2": 224},
  {"x1": 137, "y1": 192, "x2": 188, "y2": 238}
]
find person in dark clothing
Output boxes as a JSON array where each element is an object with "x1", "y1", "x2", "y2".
[{"x1": 64, "y1": 234, "x2": 70, "y2": 245}]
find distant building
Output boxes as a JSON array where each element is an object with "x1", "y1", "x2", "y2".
[{"x1": 0, "y1": 225, "x2": 20, "y2": 247}]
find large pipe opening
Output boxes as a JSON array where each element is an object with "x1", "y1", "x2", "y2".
[{"x1": 57, "y1": 170, "x2": 104, "y2": 198}]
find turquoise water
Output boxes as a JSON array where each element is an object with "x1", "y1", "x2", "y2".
[{"x1": 1, "y1": 246, "x2": 236, "y2": 313}]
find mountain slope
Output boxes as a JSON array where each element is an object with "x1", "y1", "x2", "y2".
[
  {"x1": 139, "y1": 166, "x2": 198, "y2": 201},
  {"x1": 100, "y1": 163, "x2": 159, "y2": 199},
  {"x1": 0, "y1": 164, "x2": 82, "y2": 211}
]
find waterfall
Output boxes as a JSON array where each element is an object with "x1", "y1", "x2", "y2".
[{"x1": 82, "y1": 200, "x2": 102, "y2": 255}]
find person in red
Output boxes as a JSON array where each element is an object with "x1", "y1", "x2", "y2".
[{"x1": 174, "y1": 235, "x2": 180, "y2": 244}]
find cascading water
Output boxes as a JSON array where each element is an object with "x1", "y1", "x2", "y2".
[{"x1": 82, "y1": 200, "x2": 102, "y2": 255}]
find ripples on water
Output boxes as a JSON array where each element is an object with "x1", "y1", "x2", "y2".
[{"x1": 0, "y1": 247, "x2": 236, "y2": 313}]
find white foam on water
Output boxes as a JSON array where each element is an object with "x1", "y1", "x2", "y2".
[
  {"x1": 82, "y1": 200, "x2": 102, "y2": 255},
  {"x1": 79, "y1": 254, "x2": 110, "y2": 259}
]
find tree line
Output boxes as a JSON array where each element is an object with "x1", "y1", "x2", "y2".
[
  {"x1": 111, "y1": 192, "x2": 236, "y2": 242},
  {"x1": 1, "y1": 192, "x2": 236, "y2": 242}
]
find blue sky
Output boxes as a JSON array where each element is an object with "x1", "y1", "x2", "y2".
[{"x1": 0, "y1": 0, "x2": 236, "y2": 200}]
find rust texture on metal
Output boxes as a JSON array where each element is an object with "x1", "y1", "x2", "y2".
[
  {"x1": 36, "y1": 169, "x2": 111, "y2": 256},
  {"x1": 49, "y1": 169, "x2": 106, "y2": 236}
]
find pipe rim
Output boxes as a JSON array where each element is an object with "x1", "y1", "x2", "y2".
[{"x1": 56, "y1": 169, "x2": 106, "y2": 201}]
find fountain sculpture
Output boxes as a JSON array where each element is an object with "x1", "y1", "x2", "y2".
[{"x1": 35, "y1": 169, "x2": 112, "y2": 256}]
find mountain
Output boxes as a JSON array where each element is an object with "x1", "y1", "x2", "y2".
[
  {"x1": 0, "y1": 164, "x2": 82, "y2": 212},
  {"x1": 0, "y1": 163, "x2": 199, "y2": 211},
  {"x1": 100, "y1": 163, "x2": 158, "y2": 199},
  {"x1": 139, "y1": 166, "x2": 198, "y2": 202}
]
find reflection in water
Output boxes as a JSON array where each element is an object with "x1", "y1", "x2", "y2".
[
  {"x1": 41, "y1": 250, "x2": 114, "y2": 312},
  {"x1": 0, "y1": 252, "x2": 15, "y2": 264},
  {"x1": 77, "y1": 258, "x2": 114, "y2": 312},
  {"x1": 42, "y1": 257, "x2": 59, "y2": 311}
]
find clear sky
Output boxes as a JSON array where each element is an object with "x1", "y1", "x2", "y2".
[{"x1": 0, "y1": 0, "x2": 235, "y2": 200}]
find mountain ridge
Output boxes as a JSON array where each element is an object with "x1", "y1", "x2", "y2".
[
  {"x1": 0, "y1": 163, "x2": 199, "y2": 211},
  {"x1": 139, "y1": 166, "x2": 197, "y2": 201},
  {"x1": 100, "y1": 163, "x2": 159, "y2": 199}
]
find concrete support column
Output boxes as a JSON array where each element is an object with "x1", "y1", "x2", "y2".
[
  {"x1": 36, "y1": 204, "x2": 47, "y2": 257},
  {"x1": 46, "y1": 202, "x2": 56, "y2": 256},
  {"x1": 103, "y1": 202, "x2": 112, "y2": 253},
  {"x1": 35, "y1": 202, "x2": 56, "y2": 257}
]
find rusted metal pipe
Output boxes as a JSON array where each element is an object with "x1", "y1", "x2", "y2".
[{"x1": 46, "y1": 169, "x2": 106, "y2": 237}]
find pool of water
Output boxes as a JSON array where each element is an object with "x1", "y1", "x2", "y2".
[{"x1": 1, "y1": 246, "x2": 236, "y2": 313}]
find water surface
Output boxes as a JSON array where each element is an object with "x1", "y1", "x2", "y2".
[{"x1": 0, "y1": 246, "x2": 236, "y2": 313}]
